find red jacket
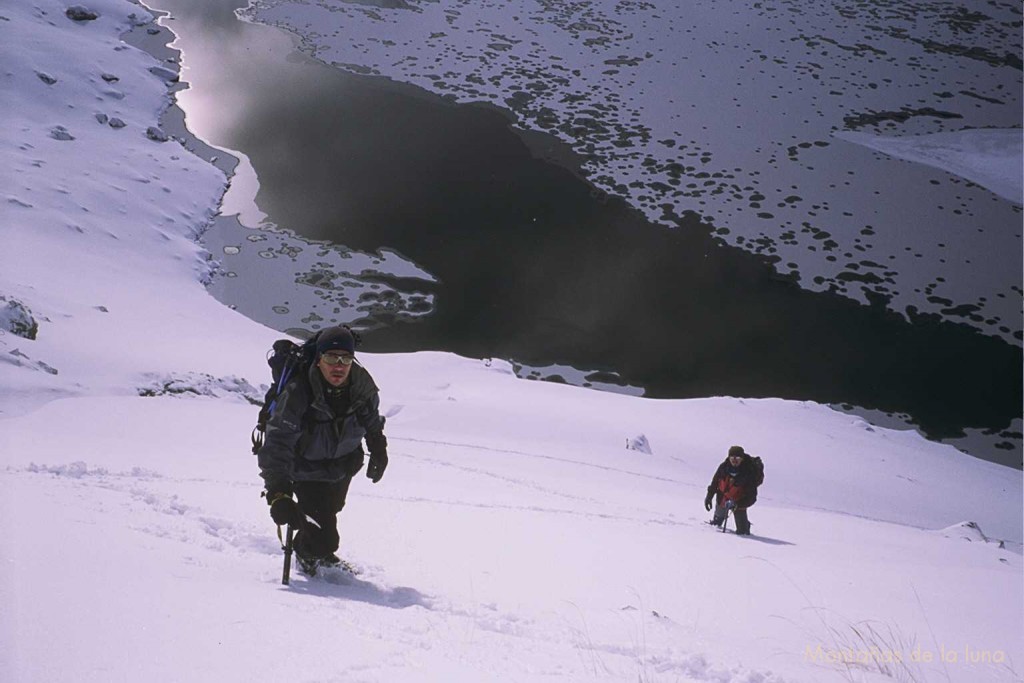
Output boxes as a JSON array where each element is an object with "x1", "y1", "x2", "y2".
[{"x1": 707, "y1": 457, "x2": 759, "y2": 508}]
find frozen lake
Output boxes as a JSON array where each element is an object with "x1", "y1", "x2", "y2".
[{"x1": 140, "y1": 0, "x2": 1022, "y2": 464}]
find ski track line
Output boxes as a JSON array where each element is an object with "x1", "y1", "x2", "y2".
[
  {"x1": 397, "y1": 451, "x2": 609, "y2": 504},
  {"x1": 23, "y1": 461, "x2": 985, "y2": 549},
  {"x1": 13, "y1": 465, "x2": 688, "y2": 554},
  {"x1": 12, "y1": 460, "x2": 677, "y2": 528},
  {"x1": 11, "y1": 462, "x2": 707, "y2": 535},
  {"x1": 359, "y1": 490, "x2": 693, "y2": 529},
  {"x1": 393, "y1": 435, "x2": 688, "y2": 485}
]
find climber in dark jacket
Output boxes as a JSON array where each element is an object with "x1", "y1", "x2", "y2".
[
  {"x1": 258, "y1": 326, "x2": 388, "y2": 574},
  {"x1": 704, "y1": 445, "x2": 759, "y2": 535}
]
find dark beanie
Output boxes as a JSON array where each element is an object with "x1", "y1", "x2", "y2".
[
  {"x1": 316, "y1": 326, "x2": 356, "y2": 356},
  {"x1": 728, "y1": 445, "x2": 746, "y2": 458}
]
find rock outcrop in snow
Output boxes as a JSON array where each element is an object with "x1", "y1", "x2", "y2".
[
  {"x1": 65, "y1": 5, "x2": 99, "y2": 21},
  {"x1": 137, "y1": 372, "x2": 264, "y2": 405},
  {"x1": 0, "y1": 296, "x2": 39, "y2": 340}
]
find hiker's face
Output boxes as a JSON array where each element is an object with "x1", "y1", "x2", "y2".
[{"x1": 318, "y1": 352, "x2": 353, "y2": 386}]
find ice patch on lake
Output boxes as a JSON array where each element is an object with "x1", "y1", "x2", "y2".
[{"x1": 836, "y1": 128, "x2": 1023, "y2": 205}]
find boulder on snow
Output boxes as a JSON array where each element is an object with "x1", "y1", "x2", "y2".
[
  {"x1": 145, "y1": 126, "x2": 169, "y2": 142},
  {"x1": 108, "y1": 117, "x2": 126, "y2": 129},
  {"x1": 0, "y1": 297, "x2": 39, "y2": 340},
  {"x1": 626, "y1": 434, "x2": 653, "y2": 455},
  {"x1": 101, "y1": 73, "x2": 120, "y2": 83},
  {"x1": 2, "y1": 349, "x2": 58, "y2": 375},
  {"x1": 138, "y1": 372, "x2": 263, "y2": 405},
  {"x1": 148, "y1": 66, "x2": 179, "y2": 83},
  {"x1": 50, "y1": 125, "x2": 75, "y2": 141},
  {"x1": 66, "y1": 6, "x2": 99, "y2": 21},
  {"x1": 127, "y1": 12, "x2": 153, "y2": 27},
  {"x1": 36, "y1": 71, "x2": 57, "y2": 85},
  {"x1": 95, "y1": 113, "x2": 109, "y2": 125}
]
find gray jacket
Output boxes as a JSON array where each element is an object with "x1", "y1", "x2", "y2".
[{"x1": 258, "y1": 360, "x2": 385, "y2": 492}]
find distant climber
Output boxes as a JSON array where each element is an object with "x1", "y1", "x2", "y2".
[{"x1": 704, "y1": 445, "x2": 763, "y2": 535}]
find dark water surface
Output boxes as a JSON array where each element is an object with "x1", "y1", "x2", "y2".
[{"x1": 147, "y1": 0, "x2": 1021, "y2": 464}]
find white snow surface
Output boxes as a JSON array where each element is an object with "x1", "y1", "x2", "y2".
[{"x1": 1, "y1": 2, "x2": 1022, "y2": 682}]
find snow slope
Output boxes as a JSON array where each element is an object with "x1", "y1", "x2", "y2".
[{"x1": 1, "y1": 2, "x2": 1021, "y2": 682}]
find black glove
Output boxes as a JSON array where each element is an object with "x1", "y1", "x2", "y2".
[
  {"x1": 367, "y1": 452, "x2": 388, "y2": 483},
  {"x1": 267, "y1": 493, "x2": 303, "y2": 526},
  {"x1": 704, "y1": 493, "x2": 714, "y2": 511},
  {"x1": 365, "y1": 431, "x2": 387, "y2": 455},
  {"x1": 365, "y1": 432, "x2": 388, "y2": 483}
]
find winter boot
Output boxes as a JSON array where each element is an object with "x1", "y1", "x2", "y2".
[
  {"x1": 293, "y1": 532, "x2": 320, "y2": 576},
  {"x1": 319, "y1": 553, "x2": 359, "y2": 574},
  {"x1": 320, "y1": 553, "x2": 342, "y2": 568}
]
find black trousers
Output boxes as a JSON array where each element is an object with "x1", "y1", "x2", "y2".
[
  {"x1": 293, "y1": 477, "x2": 352, "y2": 558},
  {"x1": 733, "y1": 508, "x2": 751, "y2": 534}
]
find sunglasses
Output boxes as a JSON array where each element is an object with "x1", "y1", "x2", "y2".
[{"x1": 321, "y1": 353, "x2": 355, "y2": 366}]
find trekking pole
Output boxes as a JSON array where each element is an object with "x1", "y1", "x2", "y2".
[
  {"x1": 281, "y1": 524, "x2": 295, "y2": 585},
  {"x1": 722, "y1": 507, "x2": 730, "y2": 534}
]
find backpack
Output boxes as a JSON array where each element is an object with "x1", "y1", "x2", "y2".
[
  {"x1": 749, "y1": 455, "x2": 765, "y2": 487},
  {"x1": 250, "y1": 337, "x2": 318, "y2": 455},
  {"x1": 250, "y1": 326, "x2": 363, "y2": 455}
]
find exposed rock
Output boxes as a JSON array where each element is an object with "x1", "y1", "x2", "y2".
[
  {"x1": 148, "y1": 66, "x2": 179, "y2": 83},
  {"x1": 95, "y1": 112, "x2": 109, "y2": 125},
  {"x1": 49, "y1": 125, "x2": 75, "y2": 141},
  {"x1": 145, "y1": 126, "x2": 169, "y2": 142},
  {"x1": 37, "y1": 358, "x2": 59, "y2": 375},
  {"x1": 36, "y1": 71, "x2": 57, "y2": 85},
  {"x1": 147, "y1": 27, "x2": 160, "y2": 35},
  {"x1": 0, "y1": 297, "x2": 39, "y2": 339},
  {"x1": 65, "y1": 6, "x2": 99, "y2": 21},
  {"x1": 100, "y1": 73, "x2": 119, "y2": 82},
  {"x1": 2, "y1": 349, "x2": 58, "y2": 375},
  {"x1": 138, "y1": 372, "x2": 263, "y2": 405},
  {"x1": 108, "y1": 117, "x2": 126, "y2": 129}
]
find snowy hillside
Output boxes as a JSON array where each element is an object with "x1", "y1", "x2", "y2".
[{"x1": 1, "y1": 1, "x2": 1021, "y2": 682}]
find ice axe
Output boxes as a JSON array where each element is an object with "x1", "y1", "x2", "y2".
[
  {"x1": 281, "y1": 525, "x2": 295, "y2": 585},
  {"x1": 278, "y1": 513, "x2": 318, "y2": 585}
]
